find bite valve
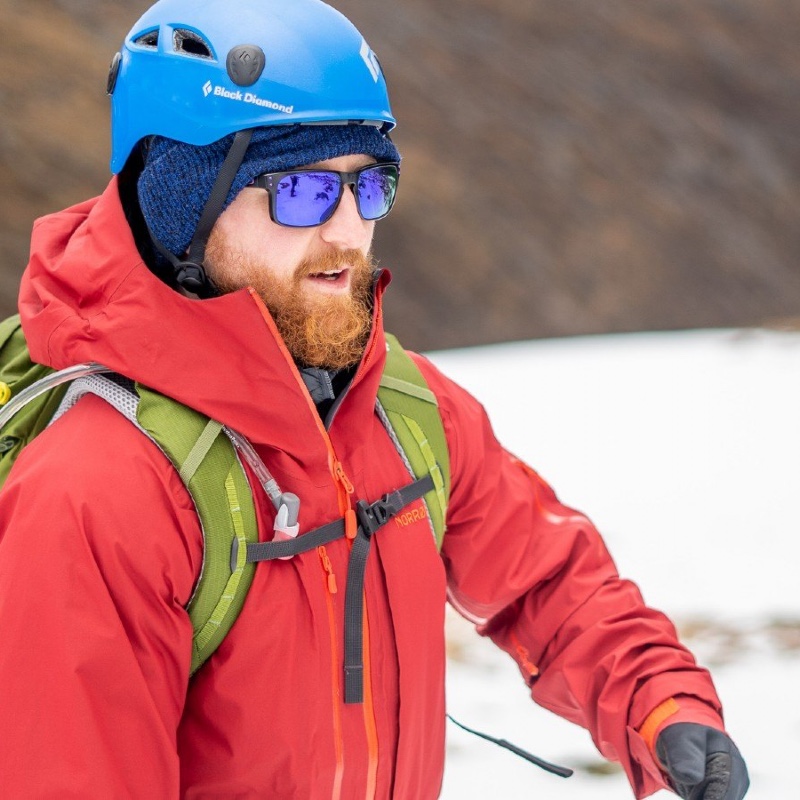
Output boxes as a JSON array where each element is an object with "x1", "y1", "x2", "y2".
[{"x1": 272, "y1": 492, "x2": 300, "y2": 560}]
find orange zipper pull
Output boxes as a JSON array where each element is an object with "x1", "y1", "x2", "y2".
[
  {"x1": 344, "y1": 508, "x2": 357, "y2": 541},
  {"x1": 317, "y1": 546, "x2": 338, "y2": 594},
  {"x1": 333, "y1": 461, "x2": 355, "y2": 496}
]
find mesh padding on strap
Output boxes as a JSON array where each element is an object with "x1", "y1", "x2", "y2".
[{"x1": 52, "y1": 375, "x2": 139, "y2": 426}]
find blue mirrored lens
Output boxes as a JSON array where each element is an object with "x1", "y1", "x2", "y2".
[
  {"x1": 356, "y1": 166, "x2": 398, "y2": 220},
  {"x1": 270, "y1": 165, "x2": 399, "y2": 226},
  {"x1": 274, "y1": 173, "x2": 341, "y2": 226}
]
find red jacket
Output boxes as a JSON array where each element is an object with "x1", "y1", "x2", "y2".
[{"x1": 0, "y1": 180, "x2": 724, "y2": 798}]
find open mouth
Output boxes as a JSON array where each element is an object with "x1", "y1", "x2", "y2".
[{"x1": 307, "y1": 268, "x2": 349, "y2": 286}]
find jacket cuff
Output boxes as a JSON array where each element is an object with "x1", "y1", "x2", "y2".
[
  {"x1": 624, "y1": 695, "x2": 726, "y2": 796},
  {"x1": 636, "y1": 695, "x2": 726, "y2": 773}
]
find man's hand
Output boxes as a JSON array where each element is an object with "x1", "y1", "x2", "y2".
[{"x1": 656, "y1": 723, "x2": 749, "y2": 799}]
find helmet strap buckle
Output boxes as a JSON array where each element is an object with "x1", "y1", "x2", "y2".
[
  {"x1": 174, "y1": 262, "x2": 211, "y2": 296},
  {"x1": 143, "y1": 128, "x2": 254, "y2": 299}
]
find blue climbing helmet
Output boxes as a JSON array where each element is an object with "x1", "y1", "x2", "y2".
[
  {"x1": 108, "y1": 0, "x2": 395, "y2": 173},
  {"x1": 106, "y1": 0, "x2": 398, "y2": 296}
]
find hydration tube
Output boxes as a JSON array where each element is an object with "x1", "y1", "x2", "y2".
[
  {"x1": 0, "y1": 362, "x2": 111, "y2": 429},
  {"x1": 222, "y1": 425, "x2": 285, "y2": 511},
  {"x1": 0, "y1": 364, "x2": 291, "y2": 518},
  {"x1": 222, "y1": 427, "x2": 302, "y2": 548}
]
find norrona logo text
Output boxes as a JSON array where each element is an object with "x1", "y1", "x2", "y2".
[{"x1": 202, "y1": 82, "x2": 293, "y2": 114}]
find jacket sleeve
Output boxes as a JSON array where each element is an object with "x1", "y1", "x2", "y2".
[
  {"x1": 0, "y1": 395, "x2": 204, "y2": 798},
  {"x1": 413, "y1": 354, "x2": 724, "y2": 798}
]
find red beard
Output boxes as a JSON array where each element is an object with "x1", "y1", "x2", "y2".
[{"x1": 209, "y1": 246, "x2": 376, "y2": 370}]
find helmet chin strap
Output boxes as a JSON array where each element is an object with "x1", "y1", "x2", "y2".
[{"x1": 147, "y1": 128, "x2": 254, "y2": 298}]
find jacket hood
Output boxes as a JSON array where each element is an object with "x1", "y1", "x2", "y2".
[{"x1": 19, "y1": 178, "x2": 391, "y2": 456}]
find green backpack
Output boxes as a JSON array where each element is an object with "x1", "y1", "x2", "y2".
[{"x1": 0, "y1": 315, "x2": 450, "y2": 697}]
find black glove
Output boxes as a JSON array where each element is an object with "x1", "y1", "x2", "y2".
[{"x1": 655, "y1": 723, "x2": 749, "y2": 800}]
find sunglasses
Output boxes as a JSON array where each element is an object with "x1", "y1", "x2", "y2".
[{"x1": 250, "y1": 162, "x2": 400, "y2": 228}]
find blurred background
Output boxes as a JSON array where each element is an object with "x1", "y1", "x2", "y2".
[
  {"x1": 1, "y1": 3, "x2": 797, "y2": 795},
  {"x1": 0, "y1": 0, "x2": 798, "y2": 349}
]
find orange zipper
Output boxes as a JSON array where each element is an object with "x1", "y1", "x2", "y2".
[
  {"x1": 361, "y1": 601, "x2": 379, "y2": 799},
  {"x1": 333, "y1": 460, "x2": 358, "y2": 541},
  {"x1": 318, "y1": 546, "x2": 344, "y2": 800},
  {"x1": 331, "y1": 460, "x2": 378, "y2": 798},
  {"x1": 251, "y1": 291, "x2": 378, "y2": 798}
]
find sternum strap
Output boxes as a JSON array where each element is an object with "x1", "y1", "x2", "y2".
[
  {"x1": 343, "y1": 476, "x2": 433, "y2": 703},
  {"x1": 242, "y1": 474, "x2": 434, "y2": 704}
]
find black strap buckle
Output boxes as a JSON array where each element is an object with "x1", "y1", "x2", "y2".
[{"x1": 355, "y1": 490, "x2": 405, "y2": 537}]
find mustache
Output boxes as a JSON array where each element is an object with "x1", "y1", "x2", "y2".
[{"x1": 294, "y1": 249, "x2": 376, "y2": 280}]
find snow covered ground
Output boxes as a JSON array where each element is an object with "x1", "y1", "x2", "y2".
[{"x1": 429, "y1": 328, "x2": 799, "y2": 799}]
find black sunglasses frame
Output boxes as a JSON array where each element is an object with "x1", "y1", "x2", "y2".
[{"x1": 250, "y1": 162, "x2": 400, "y2": 228}]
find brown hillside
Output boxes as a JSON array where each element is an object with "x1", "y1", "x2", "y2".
[{"x1": 1, "y1": 0, "x2": 798, "y2": 350}]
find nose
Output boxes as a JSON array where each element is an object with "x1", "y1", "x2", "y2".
[{"x1": 319, "y1": 185, "x2": 374, "y2": 251}]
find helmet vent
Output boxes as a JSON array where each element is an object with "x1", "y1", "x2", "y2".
[
  {"x1": 133, "y1": 29, "x2": 159, "y2": 49},
  {"x1": 173, "y1": 29, "x2": 214, "y2": 59}
]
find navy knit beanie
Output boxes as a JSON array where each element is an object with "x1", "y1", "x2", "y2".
[{"x1": 138, "y1": 124, "x2": 401, "y2": 257}]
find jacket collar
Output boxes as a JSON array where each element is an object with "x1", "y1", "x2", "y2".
[{"x1": 20, "y1": 178, "x2": 392, "y2": 460}]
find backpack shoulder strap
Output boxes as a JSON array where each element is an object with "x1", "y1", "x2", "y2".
[
  {"x1": 49, "y1": 375, "x2": 259, "y2": 676},
  {"x1": 0, "y1": 315, "x2": 64, "y2": 486},
  {"x1": 0, "y1": 317, "x2": 258, "y2": 675},
  {"x1": 377, "y1": 333, "x2": 450, "y2": 549},
  {"x1": 134, "y1": 384, "x2": 259, "y2": 675}
]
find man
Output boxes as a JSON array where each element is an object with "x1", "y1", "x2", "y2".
[{"x1": 0, "y1": 0, "x2": 748, "y2": 798}]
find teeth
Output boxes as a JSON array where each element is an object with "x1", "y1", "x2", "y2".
[{"x1": 311, "y1": 270, "x2": 343, "y2": 280}]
